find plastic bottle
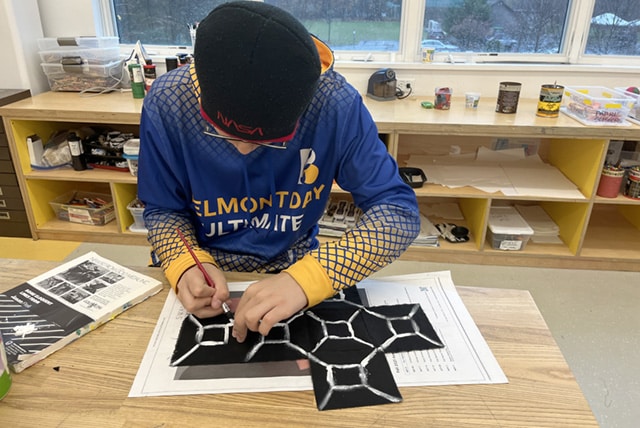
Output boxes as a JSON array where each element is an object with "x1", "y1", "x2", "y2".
[
  {"x1": 67, "y1": 132, "x2": 87, "y2": 171},
  {"x1": 128, "y1": 63, "x2": 146, "y2": 99},
  {"x1": 143, "y1": 59, "x2": 156, "y2": 91}
]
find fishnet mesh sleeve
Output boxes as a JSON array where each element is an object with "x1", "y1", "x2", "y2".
[
  {"x1": 144, "y1": 210, "x2": 218, "y2": 287},
  {"x1": 309, "y1": 203, "x2": 420, "y2": 294}
]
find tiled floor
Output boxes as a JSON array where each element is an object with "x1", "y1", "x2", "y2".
[{"x1": 2, "y1": 238, "x2": 638, "y2": 427}]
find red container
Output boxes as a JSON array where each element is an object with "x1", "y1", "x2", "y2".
[{"x1": 596, "y1": 166, "x2": 624, "y2": 198}]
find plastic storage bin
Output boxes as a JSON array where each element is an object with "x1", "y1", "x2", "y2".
[
  {"x1": 562, "y1": 86, "x2": 634, "y2": 126},
  {"x1": 41, "y1": 60, "x2": 123, "y2": 92},
  {"x1": 49, "y1": 191, "x2": 115, "y2": 226},
  {"x1": 39, "y1": 47, "x2": 121, "y2": 65},
  {"x1": 37, "y1": 37, "x2": 119, "y2": 50},
  {"x1": 487, "y1": 206, "x2": 534, "y2": 251},
  {"x1": 127, "y1": 199, "x2": 147, "y2": 233},
  {"x1": 615, "y1": 87, "x2": 640, "y2": 124},
  {"x1": 123, "y1": 139, "x2": 140, "y2": 176}
]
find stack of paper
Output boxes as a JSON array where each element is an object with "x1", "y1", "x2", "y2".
[
  {"x1": 515, "y1": 205, "x2": 562, "y2": 244},
  {"x1": 413, "y1": 214, "x2": 440, "y2": 247},
  {"x1": 407, "y1": 146, "x2": 586, "y2": 199}
]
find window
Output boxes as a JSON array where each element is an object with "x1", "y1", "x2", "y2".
[
  {"x1": 265, "y1": 1, "x2": 402, "y2": 52},
  {"x1": 585, "y1": 0, "x2": 640, "y2": 56},
  {"x1": 105, "y1": 0, "x2": 640, "y2": 64},
  {"x1": 424, "y1": 0, "x2": 570, "y2": 54},
  {"x1": 113, "y1": 0, "x2": 229, "y2": 46}
]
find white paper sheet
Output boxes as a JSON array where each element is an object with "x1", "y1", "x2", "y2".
[
  {"x1": 129, "y1": 272, "x2": 507, "y2": 398},
  {"x1": 408, "y1": 151, "x2": 584, "y2": 199}
]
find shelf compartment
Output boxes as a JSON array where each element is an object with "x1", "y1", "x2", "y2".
[
  {"x1": 538, "y1": 201, "x2": 590, "y2": 255},
  {"x1": 26, "y1": 179, "x2": 112, "y2": 230},
  {"x1": 547, "y1": 138, "x2": 607, "y2": 198},
  {"x1": 580, "y1": 204, "x2": 640, "y2": 260},
  {"x1": 419, "y1": 197, "x2": 489, "y2": 251},
  {"x1": 486, "y1": 200, "x2": 589, "y2": 256},
  {"x1": 398, "y1": 135, "x2": 592, "y2": 202},
  {"x1": 112, "y1": 182, "x2": 139, "y2": 233},
  {"x1": 8, "y1": 119, "x2": 139, "y2": 176}
]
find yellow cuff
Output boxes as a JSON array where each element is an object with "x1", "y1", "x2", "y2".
[
  {"x1": 284, "y1": 254, "x2": 334, "y2": 307},
  {"x1": 165, "y1": 250, "x2": 216, "y2": 291}
]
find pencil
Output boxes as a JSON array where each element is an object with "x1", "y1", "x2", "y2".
[{"x1": 176, "y1": 227, "x2": 233, "y2": 318}]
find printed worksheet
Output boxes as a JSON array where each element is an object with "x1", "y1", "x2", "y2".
[{"x1": 359, "y1": 272, "x2": 507, "y2": 386}]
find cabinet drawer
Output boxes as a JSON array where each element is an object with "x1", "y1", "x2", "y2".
[
  {"x1": 0, "y1": 210, "x2": 30, "y2": 237},
  {"x1": 0, "y1": 196, "x2": 25, "y2": 210},
  {"x1": 0, "y1": 173, "x2": 18, "y2": 187},
  {"x1": 0, "y1": 209, "x2": 27, "y2": 222},
  {"x1": 0, "y1": 145, "x2": 11, "y2": 160},
  {"x1": 0, "y1": 159, "x2": 14, "y2": 173},
  {"x1": 0, "y1": 184, "x2": 22, "y2": 199}
]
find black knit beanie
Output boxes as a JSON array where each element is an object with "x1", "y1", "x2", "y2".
[{"x1": 195, "y1": 1, "x2": 321, "y2": 142}]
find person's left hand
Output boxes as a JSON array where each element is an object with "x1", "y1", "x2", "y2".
[{"x1": 232, "y1": 272, "x2": 308, "y2": 343}]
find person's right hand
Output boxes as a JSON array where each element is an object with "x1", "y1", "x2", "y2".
[{"x1": 176, "y1": 263, "x2": 230, "y2": 319}]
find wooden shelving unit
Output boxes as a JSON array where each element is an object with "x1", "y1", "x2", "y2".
[{"x1": 2, "y1": 91, "x2": 639, "y2": 271}]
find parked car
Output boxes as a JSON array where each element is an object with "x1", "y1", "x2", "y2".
[{"x1": 421, "y1": 39, "x2": 459, "y2": 52}]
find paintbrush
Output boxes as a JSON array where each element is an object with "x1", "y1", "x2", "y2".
[{"x1": 176, "y1": 227, "x2": 233, "y2": 319}]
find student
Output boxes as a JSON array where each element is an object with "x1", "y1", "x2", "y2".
[{"x1": 137, "y1": 1, "x2": 420, "y2": 343}]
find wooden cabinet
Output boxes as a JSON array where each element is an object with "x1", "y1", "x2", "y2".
[
  {"x1": 0, "y1": 89, "x2": 31, "y2": 238},
  {"x1": 0, "y1": 92, "x2": 144, "y2": 244},
  {"x1": 363, "y1": 97, "x2": 640, "y2": 271},
  {"x1": 1, "y1": 92, "x2": 639, "y2": 271}
]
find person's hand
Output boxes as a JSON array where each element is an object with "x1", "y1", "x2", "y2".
[
  {"x1": 176, "y1": 263, "x2": 230, "y2": 319},
  {"x1": 232, "y1": 272, "x2": 308, "y2": 343}
]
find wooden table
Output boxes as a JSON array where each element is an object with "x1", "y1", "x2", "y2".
[{"x1": 0, "y1": 259, "x2": 597, "y2": 427}]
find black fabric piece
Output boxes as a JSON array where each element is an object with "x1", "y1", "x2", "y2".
[
  {"x1": 171, "y1": 292, "x2": 444, "y2": 410},
  {"x1": 309, "y1": 348, "x2": 401, "y2": 411}
]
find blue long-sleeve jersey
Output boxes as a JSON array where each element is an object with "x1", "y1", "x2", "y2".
[{"x1": 137, "y1": 39, "x2": 420, "y2": 306}]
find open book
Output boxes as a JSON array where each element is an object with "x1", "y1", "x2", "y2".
[{"x1": 0, "y1": 252, "x2": 163, "y2": 373}]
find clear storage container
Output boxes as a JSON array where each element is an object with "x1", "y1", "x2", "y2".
[
  {"x1": 39, "y1": 47, "x2": 121, "y2": 65},
  {"x1": 487, "y1": 206, "x2": 534, "y2": 251},
  {"x1": 49, "y1": 191, "x2": 115, "y2": 226},
  {"x1": 614, "y1": 87, "x2": 640, "y2": 124},
  {"x1": 37, "y1": 36, "x2": 119, "y2": 50},
  {"x1": 41, "y1": 60, "x2": 123, "y2": 92},
  {"x1": 127, "y1": 199, "x2": 147, "y2": 233},
  {"x1": 123, "y1": 139, "x2": 140, "y2": 176},
  {"x1": 561, "y1": 86, "x2": 634, "y2": 126}
]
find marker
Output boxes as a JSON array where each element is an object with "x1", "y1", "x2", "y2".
[{"x1": 176, "y1": 228, "x2": 233, "y2": 319}]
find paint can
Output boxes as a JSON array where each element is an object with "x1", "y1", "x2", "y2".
[
  {"x1": 496, "y1": 81, "x2": 522, "y2": 114},
  {"x1": 596, "y1": 165, "x2": 624, "y2": 198},
  {"x1": 0, "y1": 333, "x2": 12, "y2": 400},
  {"x1": 624, "y1": 166, "x2": 640, "y2": 199},
  {"x1": 536, "y1": 84, "x2": 564, "y2": 118}
]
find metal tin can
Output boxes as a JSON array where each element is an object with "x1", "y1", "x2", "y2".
[{"x1": 624, "y1": 166, "x2": 640, "y2": 199}]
